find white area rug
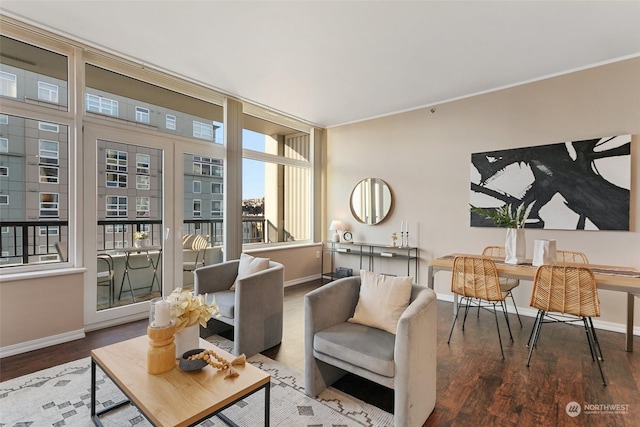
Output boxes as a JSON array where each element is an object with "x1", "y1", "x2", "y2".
[{"x1": 0, "y1": 335, "x2": 393, "y2": 427}]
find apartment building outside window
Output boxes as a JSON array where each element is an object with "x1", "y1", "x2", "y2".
[
  {"x1": 136, "y1": 154, "x2": 150, "y2": 174},
  {"x1": 106, "y1": 196, "x2": 127, "y2": 217},
  {"x1": 135, "y1": 106, "x2": 150, "y2": 123},
  {"x1": 39, "y1": 226, "x2": 59, "y2": 236},
  {"x1": 86, "y1": 93, "x2": 119, "y2": 116},
  {"x1": 211, "y1": 200, "x2": 222, "y2": 217},
  {"x1": 0, "y1": 195, "x2": 8, "y2": 204},
  {"x1": 106, "y1": 149, "x2": 127, "y2": 188},
  {"x1": 166, "y1": 114, "x2": 176, "y2": 130},
  {"x1": 193, "y1": 180, "x2": 201, "y2": 193},
  {"x1": 193, "y1": 121, "x2": 214, "y2": 141},
  {"x1": 136, "y1": 196, "x2": 150, "y2": 217},
  {"x1": 212, "y1": 182, "x2": 223, "y2": 194},
  {"x1": 0, "y1": 138, "x2": 7, "y2": 152},
  {"x1": 39, "y1": 193, "x2": 59, "y2": 217},
  {"x1": 38, "y1": 81, "x2": 59, "y2": 103},
  {"x1": 0, "y1": 71, "x2": 17, "y2": 98},
  {"x1": 136, "y1": 175, "x2": 150, "y2": 190},
  {"x1": 193, "y1": 199, "x2": 201, "y2": 217},
  {"x1": 38, "y1": 244, "x2": 58, "y2": 262},
  {"x1": 0, "y1": 166, "x2": 7, "y2": 176},
  {"x1": 38, "y1": 122, "x2": 59, "y2": 132},
  {"x1": 39, "y1": 166, "x2": 58, "y2": 183},
  {"x1": 39, "y1": 140, "x2": 59, "y2": 165}
]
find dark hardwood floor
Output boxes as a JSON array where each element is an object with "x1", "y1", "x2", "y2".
[{"x1": 2, "y1": 281, "x2": 639, "y2": 426}]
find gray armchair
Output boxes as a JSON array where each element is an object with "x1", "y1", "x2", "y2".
[
  {"x1": 305, "y1": 276, "x2": 437, "y2": 427},
  {"x1": 194, "y1": 258, "x2": 284, "y2": 357}
]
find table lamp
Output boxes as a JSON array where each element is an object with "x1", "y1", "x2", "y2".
[{"x1": 329, "y1": 220, "x2": 343, "y2": 242}]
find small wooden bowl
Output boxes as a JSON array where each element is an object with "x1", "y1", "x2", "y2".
[{"x1": 179, "y1": 348, "x2": 207, "y2": 371}]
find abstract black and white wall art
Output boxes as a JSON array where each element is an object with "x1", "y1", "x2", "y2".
[{"x1": 470, "y1": 135, "x2": 631, "y2": 230}]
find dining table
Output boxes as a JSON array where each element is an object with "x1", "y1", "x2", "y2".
[{"x1": 427, "y1": 253, "x2": 640, "y2": 352}]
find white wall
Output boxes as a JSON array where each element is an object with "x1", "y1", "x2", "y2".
[{"x1": 326, "y1": 58, "x2": 640, "y2": 331}]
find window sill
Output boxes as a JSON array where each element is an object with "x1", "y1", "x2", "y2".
[{"x1": 1, "y1": 267, "x2": 87, "y2": 282}]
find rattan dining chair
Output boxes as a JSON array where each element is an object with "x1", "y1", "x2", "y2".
[
  {"x1": 447, "y1": 256, "x2": 513, "y2": 359},
  {"x1": 556, "y1": 250, "x2": 589, "y2": 264},
  {"x1": 526, "y1": 264, "x2": 606, "y2": 385},
  {"x1": 481, "y1": 246, "x2": 522, "y2": 326}
]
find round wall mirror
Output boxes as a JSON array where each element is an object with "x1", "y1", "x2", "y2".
[{"x1": 350, "y1": 178, "x2": 393, "y2": 225}]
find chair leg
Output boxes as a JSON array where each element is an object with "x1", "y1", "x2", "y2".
[
  {"x1": 582, "y1": 317, "x2": 598, "y2": 361},
  {"x1": 525, "y1": 310, "x2": 544, "y2": 348},
  {"x1": 583, "y1": 317, "x2": 607, "y2": 386},
  {"x1": 526, "y1": 310, "x2": 544, "y2": 366},
  {"x1": 491, "y1": 303, "x2": 505, "y2": 359},
  {"x1": 462, "y1": 297, "x2": 472, "y2": 330},
  {"x1": 508, "y1": 291, "x2": 523, "y2": 327},
  {"x1": 588, "y1": 317, "x2": 604, "y2": 362},
  {"x1": 500, "y1": 300, "x2": 514, "y2": 341},
  {"x1": 447, "y1": 296, "x2": 464, "y2": 344}
]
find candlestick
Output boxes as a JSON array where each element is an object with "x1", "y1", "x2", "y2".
[{"x1": 147, "y1": 324, "x2": 176, "y2": 374}]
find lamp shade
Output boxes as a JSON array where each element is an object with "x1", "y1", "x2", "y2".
[{"x1": 329, "y1": 220, "x2": 344, "y2": 231}]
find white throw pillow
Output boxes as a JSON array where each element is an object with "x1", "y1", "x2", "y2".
[
  {"x1": 230, "y1": 253, "x2": 270, "y2": 290},
  {"x1": 348, "y1": 270, "x2": 413, "y2": 334}
]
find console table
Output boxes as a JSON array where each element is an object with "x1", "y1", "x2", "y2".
[{"x1": 321, "y1": 241, "x2": 419, "y2": 282}]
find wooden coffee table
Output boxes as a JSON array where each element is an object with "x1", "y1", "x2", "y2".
[{"x1": 90, "y1": 335, "x2": 270, "y2": 426}]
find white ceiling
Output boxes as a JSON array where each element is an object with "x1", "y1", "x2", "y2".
[{"x1": 2, "y1": 1, "x2": 640, "y2": 128}]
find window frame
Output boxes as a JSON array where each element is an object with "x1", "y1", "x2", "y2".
[
  {"x1": 135, "y1": 106, "x2": 150, "y2": 123},
  {"x1": 106, "y1": 195, "x2": 128, "y2": 217},
  {"x1": 37, "y1": 81, "x2": 59, "y2": 103},
  {"x1": 0, "y1": 71, "x2": 17, "y2": 98},
  {"x1": 39, "y1": 192, "x2": 60, "y2": 217},
  {"x1": 166, "y1": 114, "x2": 176, "y2": 130}
]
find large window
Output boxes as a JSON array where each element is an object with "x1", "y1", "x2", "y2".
[
  {"x1": 242, "y1": 118, "x2": 312, "y2": 244},
  {"x1": 0, "y1": 26, "x2": 317, "y2": 275},
  {"x1": 0, "y1": 114, "x2": 69, "y2": 267}
]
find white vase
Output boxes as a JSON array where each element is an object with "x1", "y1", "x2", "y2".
[
  {"x1": 504, "y1": 228, "x2": 526, "y2": 264},
  {"x1": 174, "y1": 323, "x2": 200, "y2": 358}
]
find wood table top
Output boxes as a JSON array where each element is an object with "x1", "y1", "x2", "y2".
[
  {"x1": 429, "y1": 253, "x2": 640, "y2": 293},
  {"x1": 91, "y1": 335, "x2": 270, "y2": 427}
]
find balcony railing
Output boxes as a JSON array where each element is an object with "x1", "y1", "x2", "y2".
[
  {"x1": 0, "y1": 217, "x2": 268, "y2": 267},
  {"x1": 0, "y1": 220, "x2": 69, "y2": 265}
]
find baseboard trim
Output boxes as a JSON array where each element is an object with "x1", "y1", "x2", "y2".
[
  {"x1": 0, "y1": 328, "x2": 86, "y2": 359},
  {"x1": 436, "y1": 293, "x2": 640, "y2": 337},
  {"x1": 285, "y1": 274, "x2": 321, "y2": 288}
]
